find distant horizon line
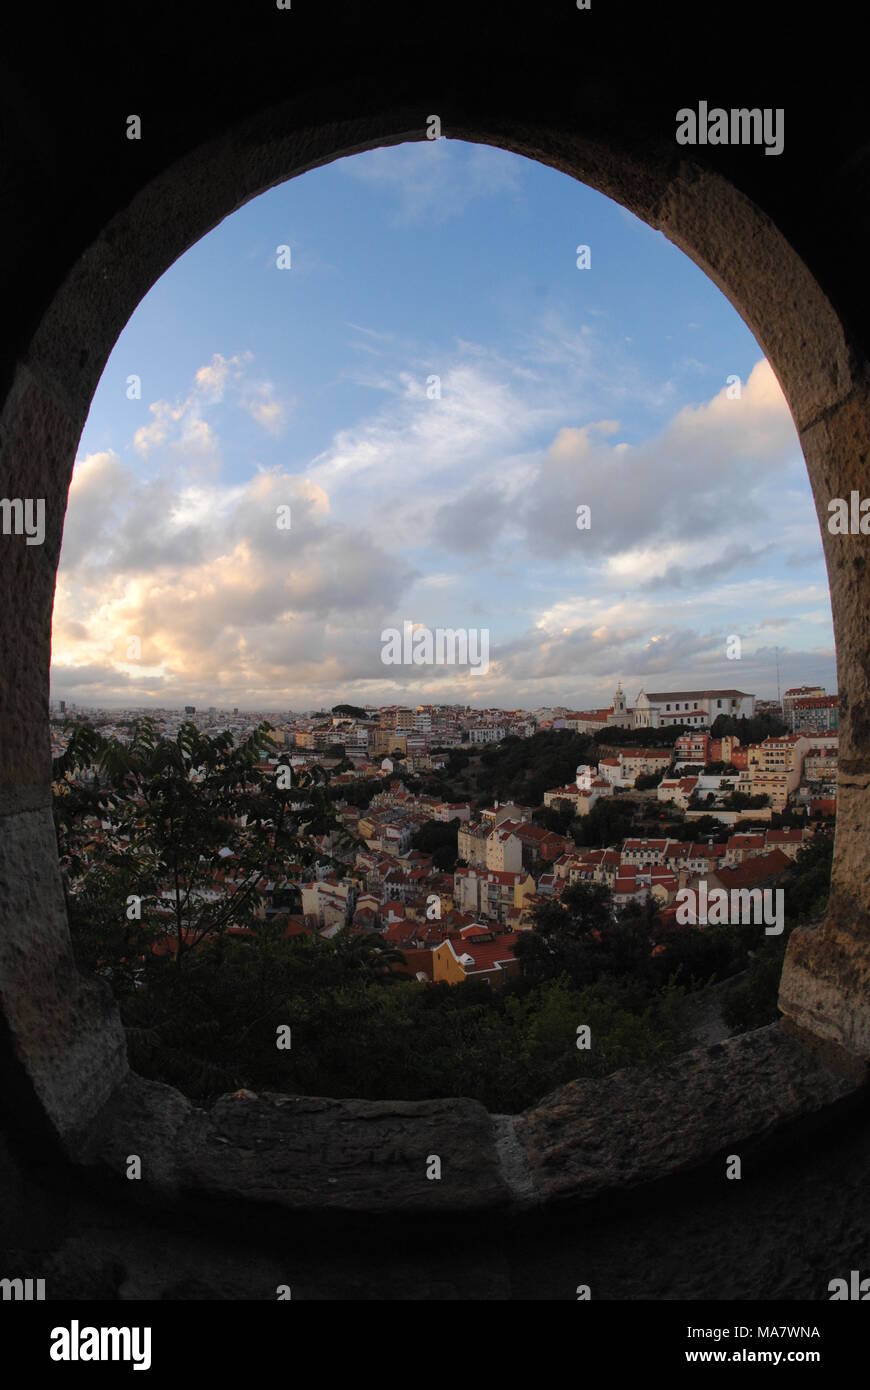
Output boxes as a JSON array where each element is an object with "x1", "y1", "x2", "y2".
[{"x1": 48, "y1": 691, "x2": 813, "y2": 717}]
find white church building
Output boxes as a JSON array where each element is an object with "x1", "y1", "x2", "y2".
[
  {"x1": 631, "y1": 688, "x2": 755, "y2": 729},
  {"x1": 560, "y1": 684, "x2": 755, "y2": 733}
]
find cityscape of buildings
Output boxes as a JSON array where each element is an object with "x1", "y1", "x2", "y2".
[{"x1": 52, "y1": 680, "x2": 838, "y2": 990}]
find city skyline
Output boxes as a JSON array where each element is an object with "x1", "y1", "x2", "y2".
[{"x1": 49, "y1": 680, "x2": 817, "y2": 719}]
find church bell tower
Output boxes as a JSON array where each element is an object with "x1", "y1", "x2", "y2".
[{"x1": 612, "y1": 681, "x2": 627, "y2": 724}]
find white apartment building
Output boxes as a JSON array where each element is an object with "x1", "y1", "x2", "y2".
[
  {"x1": 621, "y1": 838, "x2": 673, "y2": 868},
  {"x1": 657, "y1": 775, "x2": 699, "y2": 810},
  {"x1": 466, "y1": 725, "x2": 507, "y2": 744},
  {"x1": 301, "y1": 878, "x2": 354, "y2": 929},
  {"x1": 485, "y1": 827, "x2": 523, "y2": 874},
  {"x1": 597, "y1": 748, "x2": 672, "y2": 787},
  {"x1": 543, "y1": 778, "x2": 612, "y2": 814},
  {"x1": 457, "y1": 811, "x2": 526, "y2": 874}
]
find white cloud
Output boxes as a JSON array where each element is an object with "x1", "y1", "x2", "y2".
[
  {"x1": 241, "y1": 381, "x2": 289, "y2": 434},
  {"x1": 339, "y1": 139, "x2": 523, "y2": 225},
  {"x1": 133, "y1": 351, "x2": 287, "y2": 460},
  {"x1": 55, "y1": 353, "x2": 834, "y2": 708}
]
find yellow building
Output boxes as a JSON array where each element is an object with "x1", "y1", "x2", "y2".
[
  {"x1": 369, "y1": 729, "x2": 407, "y2": 756},
  {"x1": 747, "y1": 770, "x2": 790, "y2": 812},
  {"x1": 432, "y1": 938, "x2": 467, "y2": 985},
  {"x1": 431, "y1": 932, "x2": 520, "y2": 988}
]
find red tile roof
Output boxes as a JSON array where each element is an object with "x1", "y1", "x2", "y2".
[
  {"x1": 384, "y1": 921, "x2": 417, "y2": 944},
  {"x1": 714, "y1": 848, "x2": 792, "y2": 890},
  {"x1": 454, "y1": 933, "x2": 519, "y2": 972},
  {"x1": 394, "y1": 948, "x2": 435, "y2": 981}
]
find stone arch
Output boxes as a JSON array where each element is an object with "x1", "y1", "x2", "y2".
[{"x1": 1, "y1": 97, "x2": 868, "y2": 1163}]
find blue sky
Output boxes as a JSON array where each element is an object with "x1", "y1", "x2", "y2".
[{"x1": 53, "y1": 139, "x2": 836, "y2": 711}]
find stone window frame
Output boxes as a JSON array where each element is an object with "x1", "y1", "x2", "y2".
[{"x1": 0, "y1": 111, "x2": 868, "y2": 1220}]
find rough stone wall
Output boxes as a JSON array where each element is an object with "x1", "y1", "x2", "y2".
[
  {"x1": 3, "y1": 1027, "x2": 870, "y2": 1299},
  {"x1": 2, "y1": 1, "x2": 870, "y2": 1290}
]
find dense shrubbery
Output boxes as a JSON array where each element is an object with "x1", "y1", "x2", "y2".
[
  {"x1": 533, "y1": 804, "x2": 575, "y2": 835},
  {"x1": 469, "y1": 731, "x2": 598, "y2": 806},
  {"x1": 722, "y1": 791, "x2": 770, "y2": 810},
  {"x1": 710, "y1": 711, "x2": 787, "y2": 742},
  {"x1": 665, "y1": 815, "x2": 727, "y2": 841},
  {"x1": 570, "y1": 796, "x2": 635, "y2": 847},
  {"x1": 719, "y1": 832, "x2": 833, "y2": 1033},
  {"x1": 328, "y1": 777, "x2": 381, "y2": 809},
  {"x1": 635, "y1": 770, "x2": 665, "y2": 789},
  {"x1": 410, "y1": 817, "x2": 462, "y2": 870},
  {"x1": 89, "y1": 920, "x2": 692, "y2": 1112},
  {"x1": 594, "y1": 725, "x2": 683, "y2": 748}
]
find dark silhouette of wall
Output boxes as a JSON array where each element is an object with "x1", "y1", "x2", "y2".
[{"x1": 1, "y1": 0, "x2": 869, "y2": 1298}]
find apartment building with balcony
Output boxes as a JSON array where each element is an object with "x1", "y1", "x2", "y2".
[
  {"x1": 790, "y1": 694, "x2": 839, "y2": 733},
  {"x1": 783, "y1": 686, "x2": 826, "y2": 722},
  {"x1": 452, "y1": 868, "x2": 536, "y2": 924}
]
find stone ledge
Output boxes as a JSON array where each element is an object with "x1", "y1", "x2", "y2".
[
  {"x1": 70, "y1": 1023, "x2": 864, "y2": 1225},
  {"x1": 514, "y1": 1022, "x2": 863, "y2": 1205},
  {"x1": 75, "y1": 1075, "x2": 513, "y2": 1219}
]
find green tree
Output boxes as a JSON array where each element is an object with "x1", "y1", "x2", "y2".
[
  {"x1": 710, "y1": 711, "x2": 787, "y2": 742},
  {"x1": 571, "y1": 797, "x2": 634, "y2": 848},
  {"x1": 55, "y1": 718, "x2": 333, "y2": 966},
  {"x1": 515, "y1": 882, "x2": 628, "y2": 988}
]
